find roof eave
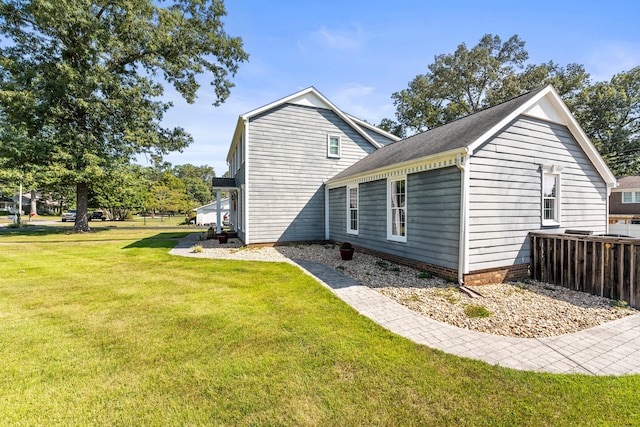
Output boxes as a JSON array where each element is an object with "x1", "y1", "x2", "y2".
[
  {"x1": 326, "y1": 147, "x2": 468, "y2": 189},
  {"x1": 466, "y1": 85, "x2": 616, "y2": 186}
]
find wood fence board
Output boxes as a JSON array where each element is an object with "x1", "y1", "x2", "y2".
[{"x1": 529, "y1": 232, "x2": 640, "y2": 309}]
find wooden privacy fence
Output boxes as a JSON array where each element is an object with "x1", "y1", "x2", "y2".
[{"x1": 529, "y1": 231, "x2": 640, "y2": 309}]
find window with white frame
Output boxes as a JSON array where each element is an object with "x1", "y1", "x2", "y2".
[
  {"x1": 327, "y1": 135, "x2": 341, "y2": 158},
  {"x1": 388, "y1": 177, "x2": 407, "y2": 241},
  {"x1": 347, "y1": 185, "x2": 358, "y2": 234},
  {"x1": 542, "y1": 169, "x2": 561, "y2": 225},
  {"x1": 622, "y1": 191, "x2": 640, "y2": 203}
]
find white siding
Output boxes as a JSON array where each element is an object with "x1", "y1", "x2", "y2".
[
  {"x1": 468, "y1": 116, "x2": 608, "y2": 271},
  {"x1": 247, "y1": 103, "x2": 379, "y2": 243}
]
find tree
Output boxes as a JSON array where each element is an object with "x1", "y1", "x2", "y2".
[
  {"x1": 89, "y1": 164, "x2": 150, "y2": 220},
  {"x1": 385, "y1": 34, "x2": 589, "y2": 135},
  {"x1": 573, "y1": 67, "x2": 640, "y2": 176},
  {"x1": 172, "y1": 163, "x2": 215, "y2": 205},
  {"x1": 0, "y1": 1, "x2": 247, "y2": 232},
  {"x1": 147, "y1": 172, "x2": 190, "y2": 219}
]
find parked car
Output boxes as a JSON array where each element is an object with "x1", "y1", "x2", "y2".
[
  {"x1": 88, "y1": 210, "x2": 107, "y2": 221},
  {"x1": 223, "y1": 211, "x2": 229, "y2": 226},
  {"x1": 61, "y1": 209, "x2": 76, "y2": 222}
]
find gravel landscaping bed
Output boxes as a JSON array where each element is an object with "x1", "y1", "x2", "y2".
[{"x1": 196, "y1": 238, "x2": 636, "y2": 338}]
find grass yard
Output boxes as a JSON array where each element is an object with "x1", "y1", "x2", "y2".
[{"x1": 0, "y1": 228, "x2": 639, "y2": 426}]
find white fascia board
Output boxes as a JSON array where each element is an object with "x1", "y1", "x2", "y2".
[
  {"x1": 226, "y1": 116, "x2": 245, "y2": 163},
  {"x1": 326, "y1": 147, "x2": 467, "y2": 189},
  {"x1": 466, "y1": 85, "x2": 616, "y2": 186},
  {"x1": 237, "y1": 87, "x2": 382, "y2": 150}
]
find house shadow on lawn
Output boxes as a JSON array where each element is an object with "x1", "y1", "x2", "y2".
[{"x1": 124, "y1": 232, "x2": 191, "y2": 249}]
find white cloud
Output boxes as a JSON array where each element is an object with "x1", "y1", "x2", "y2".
[
  {"x1": 585, "y1": 41, "x2": 640, "y2": 82},
  {"x1": 329, "y1": 84, "x2": 395, "y2": 124},
  {"x1": 299, "y1": 23, "x2": 366, "y2": 52}
]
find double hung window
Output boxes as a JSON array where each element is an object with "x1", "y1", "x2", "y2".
[{"x1": 388, "y1": 177, "x2": 407, "y2": 242}]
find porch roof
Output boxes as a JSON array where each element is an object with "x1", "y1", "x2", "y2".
[{"x1": 212, "y1": 177, "x2": 238, "y2": 191}]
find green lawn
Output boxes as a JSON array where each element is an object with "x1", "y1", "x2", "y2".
[{"x1": 0, "y1": 228, "x2": 639, "y2": 426}]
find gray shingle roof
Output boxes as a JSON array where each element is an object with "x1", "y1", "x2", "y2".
[
  {"x1": 614, "y1": 176, "x2": 640, "y2": 190},
  {"x1": 329, "y1": 87, "x2": 546, "y2": 182},
  {"x1": 212, "y1": 178, "x2": 237, "y2": 189}
]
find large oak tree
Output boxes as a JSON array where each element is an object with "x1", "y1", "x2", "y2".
[
  {"x1": 381, "y1": 34, "x2": 589, "y2": 136},
  {"x1": 0, "y1": 0, "x2": 247, "y2": 231}
]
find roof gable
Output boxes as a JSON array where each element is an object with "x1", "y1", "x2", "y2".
[
  {"x1": 226, "y1": 87, "x2": 394, "y2": 162},
  {"x1": 328, "y1": 85, "x2": 616, "y2": 187}
]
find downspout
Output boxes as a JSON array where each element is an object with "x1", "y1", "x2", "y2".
[
  {"x1": 324, "y1": 183, "x2": 330, "y2": 240},
  {"x1": 455, "y1": 151, "x2": 470, "y2": 286},
  {"x1": 243, "y1": 118, "x2": 250, "y2": 244}
]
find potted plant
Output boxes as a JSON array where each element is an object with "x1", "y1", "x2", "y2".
[
  {"x1": 217, "y1": 230, "x2": 229, "y2": 244},
  {"x1": 339, "y1": 242, "x2": 355, "y2": 260}
]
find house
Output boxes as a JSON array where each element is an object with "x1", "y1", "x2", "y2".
[
  {"x1": 218, "y1": 85, "x2": 615, "y2": 285},
  {"x1": 608, "y1": 176, "x2": 640, "y2": 237},
  {"x1": 193, "y1": 198, "x2": 230, "y2": 226},
  {"x1": 216, "y1": 87, "x2": 400, "y2": 242},
  {"x1": 325, "y1": 85, "x2": 616, "y2": 285},
  {"x1": 0, "y1": 197, "x2": 16, "y2": 214},
  {"x1": 609, "y1": 176, "x2": 640, "y2": 224}
]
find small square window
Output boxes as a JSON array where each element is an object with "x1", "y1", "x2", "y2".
[
  {"x1": 327, "y1": 135, "x2": 341, "y2": 158},
  {"x1": 623, "y1": 192, "x2": 633, "y2": 203}
]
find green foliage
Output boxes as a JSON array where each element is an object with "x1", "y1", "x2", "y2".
[
  {"x1": 172, "y1": 163, "x2": 216, "y2": 205},
  {"x1": 1, "y1": 230, "x2": 640, "y2": 425},
  {"x1": 464, "y1": 304, "x2": 493, "y2": 318},
  {"x1": 417, "y1": 271, "x2": 433, "y2": 279},
  {"x1": 385, "y1": 34, "x2": 589, "y2": 136},
  {"x1": 573, "y1": 67, "x2": 640, "y2": 175},
  {"x1": 89, "y1": 164, "x2": 150, "y2": 220},
  {"x1": 0, "y1": 1, "x2": 247, "y2": 231},
  {"x1": 147, "y1": 172, "x2": 191, "y2": 216}
]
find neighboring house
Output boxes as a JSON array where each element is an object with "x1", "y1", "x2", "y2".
[
  {"x1": 215, "y1": 87, "x2": 400, "y2": 243},
  {"x1": 0, "y1": 197, "x2": 16, "y2": 213},
  {"x1": 326, "y1": 85, "x2": 616, "y2": 285},
  {"x1": 193, "y1": 198, "x2": 230, "y2": 226},
  {"x1": 609, "y1": 176, "x2": 640, "y2": 223},
  {"x1": 608, "y1": 176, "x2": 640, "y2": 237},
  {"x1": 217, "y1": 85, "x2": 615, "y2": 285}
]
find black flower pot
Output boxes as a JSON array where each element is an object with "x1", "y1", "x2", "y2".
[{"x1": 340, "y1": 248, "x2": 354, "y2": 261}]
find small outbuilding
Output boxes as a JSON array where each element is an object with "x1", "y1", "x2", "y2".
[{"x1": 193, "y1": 198, "x2": 229, "y2": 226}]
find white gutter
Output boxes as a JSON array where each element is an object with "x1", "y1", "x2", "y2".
[{"x1": 455, "y1": 151, "x2": 471, "y2": 285}]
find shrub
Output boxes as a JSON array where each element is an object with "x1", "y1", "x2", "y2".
[{"x1": 464, "y1": 305, "x2": 492, "y2": 318}]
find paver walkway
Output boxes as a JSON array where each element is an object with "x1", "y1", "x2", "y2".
[{"x1": 172, "y1": 234, "x2": 640, "y2": 376}]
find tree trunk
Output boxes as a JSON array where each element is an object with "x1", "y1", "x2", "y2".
[
  {"x1": 30, "y1": 190, "x2": 37, "y2": 217},
  {"x1": 74, "y1": 182, "x2": 91, "y2": 232}
]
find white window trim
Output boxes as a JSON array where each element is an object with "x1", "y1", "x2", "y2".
[
  {"x1": 327, "y1": 135, "x2": 341, "y2": 158},
  {"x1": 347, "y1": 185, "x2": 359, "y2": 235},
  {"x1": 541, "y1": 165, "x2": 562, "y2": 227},
  {"x1": 387, "y1": 175, "x2": 407, "y2": 242},
  {"x1": 622, "y1": 191, "x2": 640, "y2": 203}
]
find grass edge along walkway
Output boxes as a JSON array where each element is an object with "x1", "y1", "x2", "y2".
[{"x1": 0, "y1": 229, "x2": 638, "y2": 426}]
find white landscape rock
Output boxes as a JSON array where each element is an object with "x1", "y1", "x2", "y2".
[{"x1": 197, "y1": 238, "x2": 636, "y2": 338}]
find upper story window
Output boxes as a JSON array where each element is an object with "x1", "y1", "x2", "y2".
[
  {"x1": 622, "y1": 191, "x2": 640, "y2": 203},
  {"x1": 327, "y1": 135, "x2": 341, "y2": 158},
  {"x1": 387, "y1": 176, "x2": 407, "y2": 242},
  {"x1": 347, "y1": 185, "x2": 358, "y2": 234}
]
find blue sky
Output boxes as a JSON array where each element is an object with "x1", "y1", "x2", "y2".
[{"x1": 158, "y1": 0, "x2": 640, "y2": 176}]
